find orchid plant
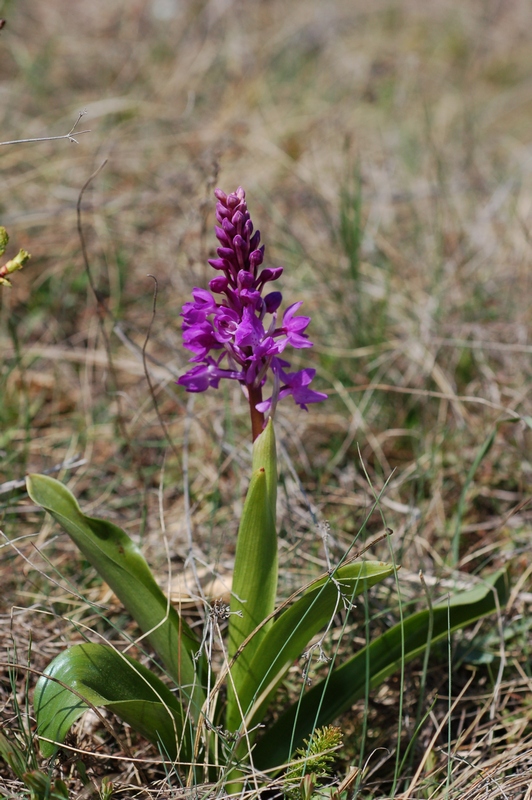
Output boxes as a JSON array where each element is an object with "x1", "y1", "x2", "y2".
[
  {"x1": 27, "y1": 188, "x2": 508, "y2": 792},
  {"x1": 177, "y1": 187, "x2": 327, "y2": 437}
]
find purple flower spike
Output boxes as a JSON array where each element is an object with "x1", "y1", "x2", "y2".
[{"x1": 177, "y1": 187, "x2": 327, "y2": 429}]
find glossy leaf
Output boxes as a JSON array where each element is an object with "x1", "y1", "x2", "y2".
[
  {"x1": 254, "y1": 568, "x2": 509, "y2": 769},
  {"x1": 34, "y1": 644, "x2": 187, "y2": 759},
  {"x1": 251, "y1": 418, "x2": 277, "y2": 521},
  {"x1": 226, "y1": 422, "x2": 278, "y2": 732},
  {"x1": 227, "y1": 561, "x2": 394, "y2": 735},
  {"x1": 26, "y1": 474, "x2": 205, "y2": 715}
]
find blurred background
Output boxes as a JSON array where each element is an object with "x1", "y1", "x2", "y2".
[
  {"x1": 1, "y1": 0, "x2": 532, "y2": 789},
  {"x1": 0, "y1": 0, "x2": 532, "y2": 588}
]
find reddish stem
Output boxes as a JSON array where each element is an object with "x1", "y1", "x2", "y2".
[{"x1": 248, "y1": 384, "x2": 265, "y2": 442}]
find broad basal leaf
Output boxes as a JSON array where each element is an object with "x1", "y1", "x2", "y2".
[
  {"x1": 226, "y1": 560, "x2": 394, "y2": 734},
  {"x1": 226, "y1": 422, "x2": 278, "y2": 733},
  {"x1": 35, "y1": 644, "x2": 188, "y2": 759},
  {"x1": 27, "y1": 474, "x2": 205, "y2": 715},
  {"x1": 254, "y1": 568, "x2": 509, "y2": 769}
]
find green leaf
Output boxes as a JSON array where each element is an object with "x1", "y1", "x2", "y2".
[
  {"x1": 227, "y1": 561, "x2": 393, "y2": 735},
  {"x1": 226, "y1": 422, "x2": 278, "y2": 732},
  {"x1": 251, "y1": 417, "x2": 277, "y2": 521},
  {"x1": 0, "y1": 730, "x2": 28, "y2": 779},
  {"x1": 452, "y1": 427, "x2": 497, "y2": 563},
  {"x1": 254, "y1": 568, "x2": 509, "y2": 769},
  {"x1": 226, "y1": 467, "x2": 278, "y2": 730},
  {"x1": 26, "y1": 474, "x2": 205, "y2": 715},
  {"x1": 23, "y1": 771, "x2": 69, "y2": 800},
  {"x1": 34, "y1": 644, "x2": 188, "y2": 759}
]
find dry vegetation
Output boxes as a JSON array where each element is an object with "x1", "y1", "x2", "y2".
[{"x1": 1, "y1": 0, "x2": 531, "y2": 797}]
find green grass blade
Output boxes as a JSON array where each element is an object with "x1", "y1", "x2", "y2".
[
  {"x1": 226, "y1": 422, "x2": 278, "y2": 732},
  {"x1": 0, "y1": 730, "x2": 28, "y2": 779},
  {"x1": 26, "y1": 474, "x2": 205, "y2": 713},
  {"x1": 452, "y1": 427, "x2": 497, "y2": 563},
  {"x1": 34, "y1": 644, "x2": 187, "y2": 759},
  {"x1": 254, "y1": 568, "x2": 508, "y2": 770},
  {"x1": 226, "y1": 561, "x2": 393, "y2": 735}
]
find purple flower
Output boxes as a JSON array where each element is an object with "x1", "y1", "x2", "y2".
[{"x1": 177, "y1": 187, "x2": 327, "y2": 418}]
